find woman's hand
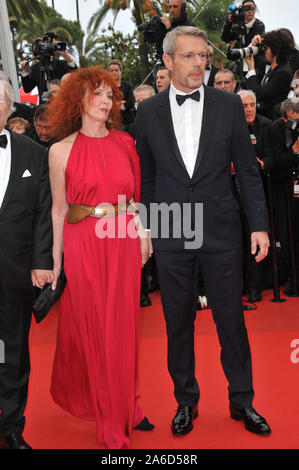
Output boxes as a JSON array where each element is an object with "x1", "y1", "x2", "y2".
[
  {"x1": 31, "y1": 270, "x2": 54, "y2": 289},
  {"x1": 51, "y1": 263, "x2": 62, "y2": 290}
]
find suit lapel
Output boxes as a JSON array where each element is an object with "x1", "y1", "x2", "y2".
[
  {"x1": 157, "y1": 88, "x2": 190, "y2": 179},
  {"x1": 0, "y1": 131, "x2": 24, "y2": 215},
  {"x1": 191, "y1": 85, "x2": 217, "y2": 182}
]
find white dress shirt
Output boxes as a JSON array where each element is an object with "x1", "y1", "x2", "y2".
[
  {"x1": 169, "y1": 82, "x2": 204, "y2": 178},
  {"x1": 204, "y1": 66, "x2": 211, "y2": 85},
  {"x1": 0, "y1": 128, "x2": 11, "y2": 208}
]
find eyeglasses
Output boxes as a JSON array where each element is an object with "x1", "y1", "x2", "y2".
[
  {"x1": 215, "y1": 80, "x2": 233, "y2": 86},
  {"x1": 170, "y1": 53, "x2": 207, "y2": 62}
]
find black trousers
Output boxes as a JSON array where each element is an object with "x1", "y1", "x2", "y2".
[
  {"x1": 155, "y1": 248, "x2": 254, "y2": 409},
  {"x1": 0, "y1": 281, "x2": 32, "y2": 437}
]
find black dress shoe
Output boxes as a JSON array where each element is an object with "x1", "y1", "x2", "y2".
[
  {"x1": 247, "y1": 289, "x2": 262, "y2": 303},
  {"x1": 171, "y1": 405, "x2": 198, "y2": 436},
  {"x1": 229, "y1": 404, "x2": 271, "y2": 435},
  {"x1": 140, "y1": 293, "x2": 152, "y2": 307},
  {"x1": 134, "y1": 416, "x2": 155, "y2": 431},
  {"x1": 0, "y1": 433, "x2": 32, "y2": 449}
]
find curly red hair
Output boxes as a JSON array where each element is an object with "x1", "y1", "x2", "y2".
[{"x1": 46, "y1": 66, "x2": 123, "y2": 141}]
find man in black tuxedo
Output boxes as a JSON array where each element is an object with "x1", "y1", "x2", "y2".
[
  {"x1": 135, "y1": 26, "x2": 271, "y2": 437},
  {"x1": 237, "y1": 89, "x2": 273, "y2": 302},
  {"x1": 204, "y1": 45, "x2": 220, "y2": 87},
  {"x1": 0, "y1": 78, "x2": 53, "y2": 449},
  {"x1": 268, "y1": 98, "x2": 299, "y2": 294}
]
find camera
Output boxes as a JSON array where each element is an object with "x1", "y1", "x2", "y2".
[
  {"x1": 227, "y1": 43, "x2": 264, "y2": 61},
  {"x1": 32, "y1": 32, "x2": 66, "y2": 60},
  {"x1": 228, "y1": 3, "x2": 253, "y2": 23},
  {"x1": 137, "y1": 16, "x2": 166, "y2": 45},
  {"x1": 137, "y1": 16, "x2": 166, "y2": 65}
]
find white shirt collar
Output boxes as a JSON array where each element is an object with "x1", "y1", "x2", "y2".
[
  {"x1": 170, "y1": 82, "x2": 204, "y2": 98},
  {"x1": 246, "y1": 18, "x2": 256, "y2": 30},
  {"x1": 0, "y1": 128, "x2": 10, "y2": 137}
]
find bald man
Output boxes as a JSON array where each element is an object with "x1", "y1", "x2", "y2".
[{"x1": 160, "y1": 0, "x2": 194, "y2": 31}]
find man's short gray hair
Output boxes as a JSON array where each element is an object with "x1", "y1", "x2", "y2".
[
  {"x1": 0, "y1": 72, "x2": 15, "y2": 114},
  {"x1": 215, "y1": 68, "x2": 235, "y2": 81},
  {"x1": 163, "y1": 26, "x2": 208, "y2": 56},
  {"x1": 134, "y1": 84, "x2": 155, "y2": 97},
  {"x1": 280, "y1": 97, "x2": 299, "y2": 117},
  {"x1": 237, "y1": 89, "x2": 257, "y2": 103}
]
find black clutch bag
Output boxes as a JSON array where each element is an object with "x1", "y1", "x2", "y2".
[{"x1": 32, "y1": 268, "x2": 67, "y2": 323}]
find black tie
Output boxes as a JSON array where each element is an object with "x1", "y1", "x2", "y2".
[
  {"x1": 261, "y1": 67, "x2": 272, "y2": 86},
  {"x1": 0, "y1": 134, "x2": 8, "y2": 149},
  {"x1": 205, "y1": 65, "x2": 211, "y2": 70},
  {"x1": 176, "y1": 90, "x2": 200, "y2": 106}
]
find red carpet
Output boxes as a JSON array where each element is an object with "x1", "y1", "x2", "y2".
[{"x1": 25, "y1": 288, "x2": 299, "y2": 450}]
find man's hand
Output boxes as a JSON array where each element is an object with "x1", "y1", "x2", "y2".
[
  {"x1": 21, "y1": 60, "x2": 30, "y2": 74},
  {"x1": 160, "y1": 16, "x2": 171, "y2": 30},
  {"x1": 256, "y1": 157, "x2": 264, "y2": 169},
  {"x1": 31, "y1": 269, "x2": 53, "y2": 289},
  {"x1": 244, "y1": 53, "x2": 255, "y2": 70},
  {"x1": 139, "y1": 231, "x2": 154, "y2": 268},
  {"x1": 56, "y1": 49, "x2": 73, "y2": 63},
  {"x1": 251, "y1": 34, "x2": 263, "y2": 46},
  {"x1": 251, "y1": 231, "x2": 269, "y2": 263},
  {"x1": 292, "y1": 137, "x2": 299, "y2": 154}
]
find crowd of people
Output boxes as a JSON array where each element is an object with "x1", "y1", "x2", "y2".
[{"x1": 0, "y1": 0, "x2": 299, "y2": 451}]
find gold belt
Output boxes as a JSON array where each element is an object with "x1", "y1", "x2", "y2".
[{"x1": 66, "y1": 201, "x2": 137, "y2": 224}]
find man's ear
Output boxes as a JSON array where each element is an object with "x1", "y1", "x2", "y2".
[{"x1": 162, "y1": 54, "x2": 172, "y2": 73}]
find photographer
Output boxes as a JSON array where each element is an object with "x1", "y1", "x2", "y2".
[
  {"x1": 267, "y1": 98, "x2": 299, "y2": 292},
  {"x1": 221, "y1": 1, "x2": 264, "y2": 46},
  {"x1": 20, "y1": 32, "x2": 77, "y2": 102},
  {"x1": 221, "y1": 1, "x2": 265, "y2": 76},
  {"x1": 160, "y1": 0, "x2": 194, "y2": 31},
  {"x1": 279, "y1": 29, "x2": 299, "y2": 75},
  {"x1": 244, "y1": 30, "x2": 293, "y2": 120}
]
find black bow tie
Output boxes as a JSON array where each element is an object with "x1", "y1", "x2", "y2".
[
  {"x1": 0, "y1": 134, "x2": 8, "y2": 149},
  {"x1": 205, "y1": 65, "x2": 211, "y2": 70},
  {"x1": 176, "y1": 90, "x2": 200, "y2": 106}
]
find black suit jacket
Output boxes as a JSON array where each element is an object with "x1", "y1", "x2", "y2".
[
  {"x1": 249, "y1": 114, "x2": 274, "y2": 171},
  {"x1": 245, "y1": 63, "x2": 292, "y2": 120},
  {"x1": 268, "y1": 118, "x2": 299, "y2": 182},
  {"x1": 0, "y1": 131, "x2": 53, "y2": 300},
  {"x1": 206, "y1": 65, "x2": 220, "y2": 87},
  {"x1": 135, "y1": 85, "x2": 269, "y2": 252}
]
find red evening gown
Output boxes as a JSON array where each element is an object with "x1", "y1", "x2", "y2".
[{"x1": 50, "y1": 130, "x2": 145, "y2": 449}]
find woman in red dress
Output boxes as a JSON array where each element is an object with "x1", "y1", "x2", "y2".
[{"x1": 46, "y1": 66, "x2": 153, "y2": 449}]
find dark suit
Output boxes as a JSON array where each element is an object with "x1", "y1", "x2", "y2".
[
  {"x1": 0, "y1": 131, "x2": 52, "y2": 437},
  {"x1": 268, "y1": 118, "x2": 299, "y2": 280},
  {"x1": 235, "y1": 114, "x2": 273, "y2": 294},
  {"x1": 135, "y1": 85, "x2": 268, "y2": 408},
  {"x1": 206, "y1": 64, "x2": 220, "y2": 87},
  {"x1": 245, "y1": 63, "x2": 292, "y2": 120}
]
